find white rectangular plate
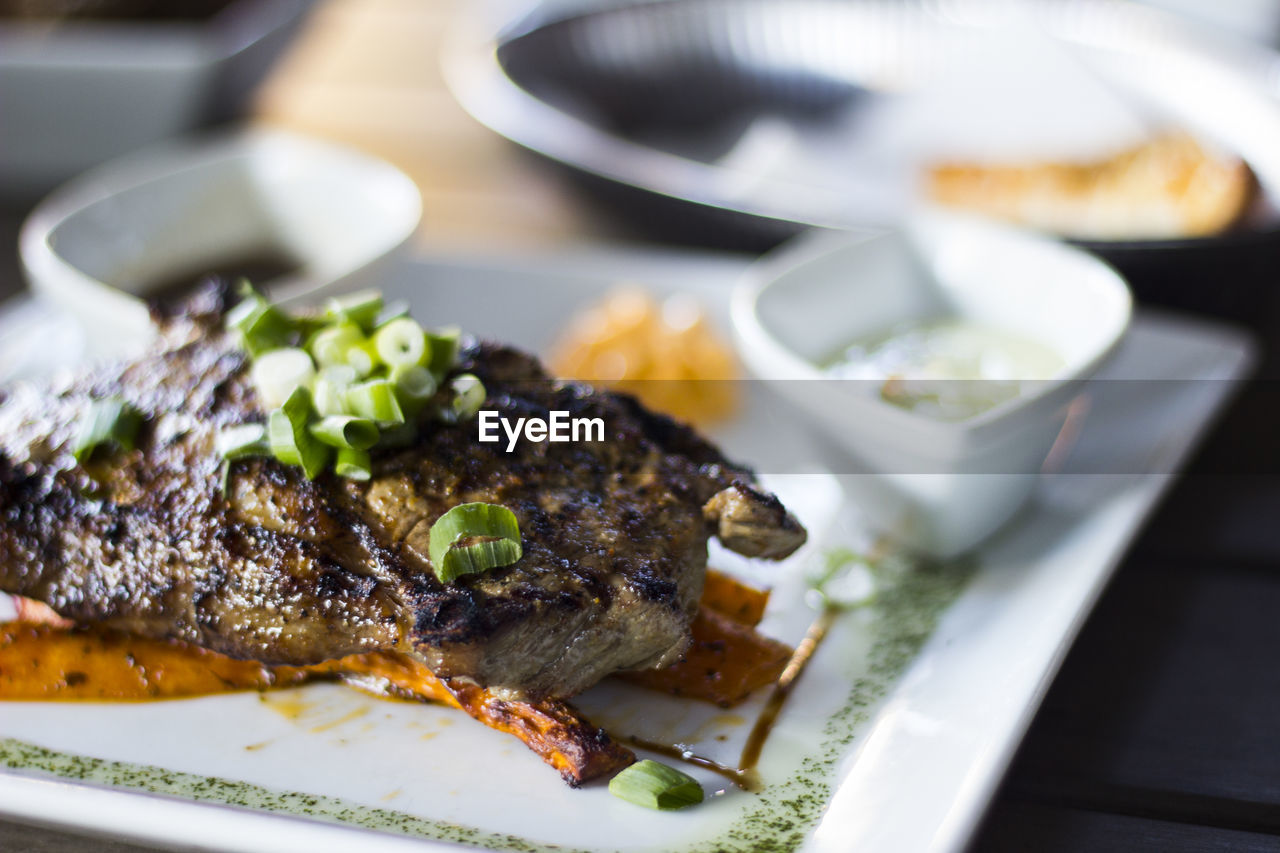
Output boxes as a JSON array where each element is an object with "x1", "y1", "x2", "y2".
[{"x1": 0, "y1": 246, "x2": 1255, "y2": 853}]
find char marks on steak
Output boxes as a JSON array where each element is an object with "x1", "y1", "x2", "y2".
[{"x1": 0, "y1": 287, "x2": 805, "y2": 698}]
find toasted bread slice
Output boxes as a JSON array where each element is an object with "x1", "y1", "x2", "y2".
[{"x1": 927, "y1": 133, "x2": 1254, "y2": 240}]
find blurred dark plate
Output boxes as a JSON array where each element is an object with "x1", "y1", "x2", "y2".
[
  {"x1": 445, "y1": 0, "x2": 1280, "y2": 328},
  {"x1": 0, "y1": 0, "x2": 313, "y2": 198}
]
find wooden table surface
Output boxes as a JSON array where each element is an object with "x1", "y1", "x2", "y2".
[
  {"x1": 4, "y1": 1, "x2": 1280, "y2": 851},
  {"x1": 253, "y1": 0, "x2": 634, "y2": 252}
]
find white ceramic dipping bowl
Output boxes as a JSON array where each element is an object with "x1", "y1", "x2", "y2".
[
  {"x1": 732, "y1": 212, "x2": 1132, "y2": 558},
  {"x1": 20, "y1": 128, "x2": 422, "y2": 357}
]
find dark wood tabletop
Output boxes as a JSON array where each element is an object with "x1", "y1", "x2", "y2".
[
  {"x1": 966, "y1": 353, "x2": 1280, "y2": 852},
  {"x1": 970, "y1": 395, "x2": 1280, "y2": 851}
]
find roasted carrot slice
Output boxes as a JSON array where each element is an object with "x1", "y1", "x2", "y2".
[
  {"x1": 2, "y1": 573, "x2": 783, "y2": 773},
  {"x1": 0, "y1": 623, "x2": 315, "y2": 699},
  {"x1": 619, "y1": 606, "x2": 791, "y2": 708},
  {"x1": 618, "y1": 571, "x2": 790, "y2": 707},
  {"x1": 700, "y1": 569, "x2": 771, "y2": 627},
  {"x1": 0, "y1": 622, "x2": 632, "y2": 785},
  {"x1": 326, "y1": 651, "x2": 633, "y2": 785},
  {"x1": 443, "y1": 675, "x2": 632, "y2": 785}
]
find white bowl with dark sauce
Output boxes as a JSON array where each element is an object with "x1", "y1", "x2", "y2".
[
  {"x1": 732, "y1": 211, "x2": 1132, "y2": 557},
  {"x1": 20, "y1": 128, "x2": 422, "y2": 357}
]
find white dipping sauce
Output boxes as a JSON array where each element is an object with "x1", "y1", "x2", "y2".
[{"x1": 824, "y1": 318, "x2": 1064, "y2": 421}]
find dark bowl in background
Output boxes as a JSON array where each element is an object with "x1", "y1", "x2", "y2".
[{"x1": 447, "y1": 0, "x2": 1280, "y2": 335}]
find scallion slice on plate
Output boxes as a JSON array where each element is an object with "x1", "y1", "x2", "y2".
[
  {"x1": 226, "y1": 284, "x2": 296, "y2": 356},
  {"x1": 312, "y1": 381, "x2": 346, "y2": 418},
  {"x1": 215, "y1": 423, "x2": 270, "y2": 460},
  {"x1": 334, "y1": 446, "x2": 372, "y2": 481},
  {"x1": 250, "y1": 348, "x2": 315, "y2": 410},
  {"x1": 391, "y1": 364, "x2": 437, "y2": 407},
  {"x1": 325, "y1": 289, "x2": 384, "y2": 332},
  {"x1": 268, "y1": 387, "x2": 330, "y2": 479},
  {"x1": 309, "y1": 323, "x2": 365, "y2": 369},
  {"x1": 343, "y1": 340, "x2": 379, "y2": 378},
  {"x1": 447, "y1": 374, "x2": 485, "y2": 422},
  {"x1": 73, "y1": 397, "x2": 143, "y2": 462},
  {"x1": 309, "y1": 415, "x2": 379, "y2": 450},
  {"x1": 374, "y1": 317, "x2": 427, "y2": 368},
  {"x1": 224, "y1": 285, "x2": 470, "y2": 480},
  {"x1": 608, "y1": 760, "x2": 704, "y2": 810},
  {"x1": 428, "y1": 502, "x2": 523, "y2": 583},
  {"x1": 311, "y1": 365, "x2": 358, "y2": 417},
  {"x1": 345, "y1": 378, "x2": 405, "y2": 426},
  {"x1": 427, "y1": 327, "x2": 460, "y2": 378}
]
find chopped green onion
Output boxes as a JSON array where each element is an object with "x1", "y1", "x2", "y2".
[
  {"x1": 344, "y1": 340, "x2": 379, "y2": 378},
  {"x1": 312, "y1": 365, "x2": 357, "y2": 416},
  {"x1": 319, "y1": 364, "x2": 358, "y2": 385},
  {"x1": 334, "y1": 447, "x2": 372, "y2": 481},
  {"x1": 223, "y1": 284, "x2": 262, "y2": 328},
  {"x1": 374, "y1": 317, "x2": 427, "y2": 368},
  {"x1": 309, "y1": 415, "x2": 379, "y2": 450},
  {"x1": 250, "y1": 347, "x2": 316, "y2": 410},
  {"x1": 609, "y1": 761, "x2": 704, "y2": 810},
  {"x1": 427, "y1": 502, "x2": 522, "y2": 583},
  {"x1": 215, "y1": 423, "x2": 270, "y2": 460},
  {"x1": 289, "y1": 312, "x2": 328, "y2": 341},
  {"x1": 268, "y1": 387, "x2": 330, "y2": 479},
  {"x1": 325, "y1": 290, "x2": 383, "y2": 332},
  {"x1": 218, "y1": 458, "x2": 231, "y2": 498},
  {"x1": 224, "y1": 287, "x2": 478, "y2": 481},
  {"x1": 391, "y1": 364, "x2": 437, "y2": 407},
  {"x1": 312, "y1": 380, "x2": 346, "y2": 417},
  {"x1": 446, "y1": 374, "x2": 485, "y2": 423},
  {"x1": 345, "y1": 378, "x2": 405, "y2": 425},
  {"x1": 426, "y1": 327, "x2": 460, "y2": 378},
  {"x1": 434, "y1": 529, "x2": 521, "y2": 582},
  {"x1": 309, "y1": 323, "x2": 364, "y2": 369},
  {"x1": 73, "y1": 397, "x2": 143, "y2": 462},
  {"x1": 226, "y1": 282, "x2": 295, "y2": 356}
]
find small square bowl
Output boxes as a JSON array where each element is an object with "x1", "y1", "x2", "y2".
[
  {"x1": 731, "y1": 211, "x2": 1132, "y2": 557},
  {"x1": 20, "y1": 128, "x2": 422, "y2": 356},
  {"x1": 0, "y1": 0, "x2": 312, "y2": 197}
]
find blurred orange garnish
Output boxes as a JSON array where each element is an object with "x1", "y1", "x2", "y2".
[{"x1": 549, "y1": 287, "x2": 740, "y2": 426}]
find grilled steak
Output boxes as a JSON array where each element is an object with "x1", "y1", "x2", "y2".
[{"x1": 0, "y1": 288, "x2": 805, "y2": 698}]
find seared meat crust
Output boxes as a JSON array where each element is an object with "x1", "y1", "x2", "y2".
[{"x1": 0, "y1": 291, "x2": 805, "y2": 698}]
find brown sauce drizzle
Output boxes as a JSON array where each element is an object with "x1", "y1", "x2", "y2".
[
  {"x1": 620, "y1": 605, "x2": 837, "y2": 792},
  {"x1": 624, "y1": 736, "x2": 761, "y2": 792},
  {"x1": 739, "y1": 606, "x2": 836, "y2": 771}
]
